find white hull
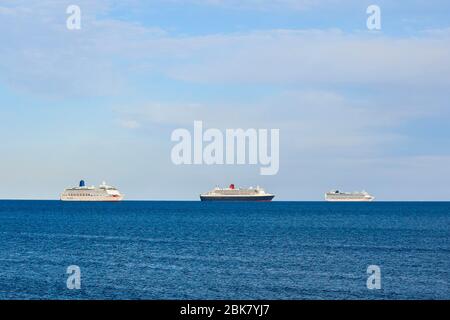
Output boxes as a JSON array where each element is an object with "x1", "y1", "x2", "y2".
[
  {"x1": 60, "y1": 181, "x2": 124, "y2": 202},
  {"x1": 60, "y1": 195, "x2": 123, "y2": 202},
  {"x1": 325, "y1": 197, "x2": 375, "y2": 202},
  {"x1": 325, "y1": 190, "x2": 375, "y2": 202}
]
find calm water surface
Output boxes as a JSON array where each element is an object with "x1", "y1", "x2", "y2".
[{"x1": 0, "y1": 201, "x2": 448, "y2": 299}]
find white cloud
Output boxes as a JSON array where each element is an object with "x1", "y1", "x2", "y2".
[
  {"x1": 119, "y1": 119, "x2": 141, "y2": 129},
  {"x1": 2, "y1": 0, "x2": 449, "y2": 158},
  {"x1": 116, "y1": 87, "x2": 428, "y2": 158},
  {"x1": 9, "y1": 26, "x2": 449, "y2": 95},
  {"x1": 165, "y1": 0, "x2": 330, "y2": 11},
  {"x1": 1, "y1": 1, "x2": 450, "y2": 96},
  {"x1": 163, "y1": 29, "x2": 450, "y2": 88}
]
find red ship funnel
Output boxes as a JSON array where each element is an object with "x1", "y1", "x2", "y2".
[{"x1": 229, "y1": 184, "x2": 235, "y2": 189}]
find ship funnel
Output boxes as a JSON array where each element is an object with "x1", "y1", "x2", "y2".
[
  {"x1": 229, "y1": 184, "x2": 235, "y2": 190},
  {"x1": 79, "y1": 180, "x2": 85, "y2": 187}
]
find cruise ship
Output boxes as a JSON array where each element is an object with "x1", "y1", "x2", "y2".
[
  {"x1": 200, "y1": 184, "x2": 275, "y2": 201},
  {"x1": 325, "y1": 190, "x2": 375, "y2": 202},
  {"x1": 60, "y1": 180, "x2": 124, "y2": 202}
]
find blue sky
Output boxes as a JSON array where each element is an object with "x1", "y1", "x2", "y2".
[{"x1": 0, "y1": 0, "x2": 450, "y2": 200}]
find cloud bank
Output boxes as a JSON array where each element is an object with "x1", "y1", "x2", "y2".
[{"x1": 0, "y1": 1, "x2": 450, "y2": 199}]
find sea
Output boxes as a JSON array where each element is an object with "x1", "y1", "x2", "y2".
[{"x1": 0, "y1": 200, "x2": 448, "y2": 300}]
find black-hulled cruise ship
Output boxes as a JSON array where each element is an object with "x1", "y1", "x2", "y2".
[{"x1": 200, "y1": 184, "x2": 274, "y2": 202}]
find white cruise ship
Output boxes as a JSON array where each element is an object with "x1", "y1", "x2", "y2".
[
  {"x1": 60, "y1": 180, "x2": 124, "y2": 202},
  {"x1": 325, "y1": 190, "x2": 375, "y2": 202},
  {"x1": 200, "y1": 184, "x2": 275, "y2": 201}
]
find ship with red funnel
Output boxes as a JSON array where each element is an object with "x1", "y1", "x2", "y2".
[{"x1": 200, "y1": 184, "x2": 274, "y2": 202}]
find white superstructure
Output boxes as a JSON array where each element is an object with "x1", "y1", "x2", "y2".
[
  {"x1": 60, "y1": 180, "x2": 124, "y2": 202},
  {"x1": 200, "y1": 184, "x2": 275, "y2": 201},
  {"x1": 325, "y1": 190, "x2": 375, "y2": 202}
]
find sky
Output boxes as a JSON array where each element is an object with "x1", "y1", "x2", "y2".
[{"x1": 0, "y1": 0, "x2": 450, "y2": 200}]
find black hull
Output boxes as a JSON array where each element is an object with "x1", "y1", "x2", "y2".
[{"x1": 200, "y1": 195, "x2": 274, "y2": 202}]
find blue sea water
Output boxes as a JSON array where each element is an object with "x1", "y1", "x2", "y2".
[{"x1": 0, "y1": 200, "x2": 448, "y2": 300}]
